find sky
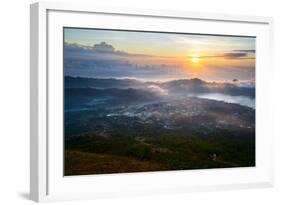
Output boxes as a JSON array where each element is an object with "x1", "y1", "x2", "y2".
[{"x1": 64, "y1": 28, "x2": 255, "y2": 82}]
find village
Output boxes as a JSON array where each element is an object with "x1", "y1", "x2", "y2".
[{"x1": 85, "y1": 97, "x2": 255, "y2": 138}]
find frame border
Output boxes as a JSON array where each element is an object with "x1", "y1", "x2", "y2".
[{"x1": 30, "y1": 1, "x2": 274, "y2": 202}]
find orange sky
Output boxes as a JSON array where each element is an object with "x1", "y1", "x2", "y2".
[{"x1": 64, "y1": 28, "x2": 255, "y2": 81}]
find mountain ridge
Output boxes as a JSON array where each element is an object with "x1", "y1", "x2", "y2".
[{"x1": 64, "y1": 76, "x2": 255, "y2": 98}]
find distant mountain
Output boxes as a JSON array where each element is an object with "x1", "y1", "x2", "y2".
[
  {"x1": 65, "y1": 87, "x2": 161, "y2": 109},
  {"x1": 162, "y1": 78, "x2": 255, "y2": 98},
  {"x1": 209, "y1": 82, "x2": 255, "y2": 98},
  {"x1": 65, "y1": 76, "x2": 146, "y2": 89},
  {"x1": 162, "y1": 78, "x2": 208, "y2": 93},
  {"x1": 64, "y1": 76, "x2": 255, "y2": 104}
]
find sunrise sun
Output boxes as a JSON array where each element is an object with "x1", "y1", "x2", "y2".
[
  {"x1": 190, "y1": 54, "x2": 201, "y2": 63},
  {"x1": 191, "y1": 57, "x2": 200, "y2": 63}
]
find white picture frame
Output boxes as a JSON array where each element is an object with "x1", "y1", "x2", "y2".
[{"x1": 30, "y1": 2, "x2": 274, "y2": 202}]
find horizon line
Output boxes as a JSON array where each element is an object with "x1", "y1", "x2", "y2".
[{"x1": 64, "y1": 75, "x2": 256, "y2": 84}]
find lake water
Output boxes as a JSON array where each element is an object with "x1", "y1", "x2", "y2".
[{"x1": 198, "y1": 93, "x2": 255, "y2": 109}]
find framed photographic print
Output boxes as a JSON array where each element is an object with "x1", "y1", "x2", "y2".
[{"x1": 30, "y1": 2, "x2": 274, "y2": 202}]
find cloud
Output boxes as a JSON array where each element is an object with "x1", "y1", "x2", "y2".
[
  {"x1": 223, "y1": 50, "x2": 255, "y2": 59},
  {"x1": 64, "y1": 41, "x2": 174, "y2": 59},
  {"x1": 222, "y1": 50, "x2": 255, "y2": 59},
  {"x1": 147, "y1": 84, "x2": 168, "y2": 95},
  {"x1": 92, "y1": 42, "x2": 115, "y2": 52},
  {"x1": 232, "y1": 49, "x2": 255, "y2": 53},
  {"x1": 64, "y1": 42, "x2": 131, "y2": 62},
  {"x1": 65, "y1": 42, "x2": 119, "y2": 54},
  {"x1": 64, "y1": 41, "x2": 186, "y2": 80},
  {"x1": 223, "y1": 52, "x2": 248, "y2": 59},
  {"x1": 235, "y1": 80, "x2": 255, "y2": 88},
  {"x1": 198, "y1": 49, "x2": 255, "y2": 60}
]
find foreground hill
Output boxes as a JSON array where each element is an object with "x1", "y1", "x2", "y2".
[{"x1": 65, "y1": 150, "x2": 169, "y2": 175}]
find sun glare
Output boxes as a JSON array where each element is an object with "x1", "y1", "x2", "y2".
[
  {"x1": 191, "y1": 57, "x2": 200, "y2": 63},
  {"x1": 190, "y1": 54, "x2": 201, "y2": 63}
]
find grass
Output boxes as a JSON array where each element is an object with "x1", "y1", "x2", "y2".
[
  {"x1": 65, "y1": 133, "x2": 255, "y2": 175},
  {"x1": 65, "y1": 150, "x2": 169, "y2": 175}
]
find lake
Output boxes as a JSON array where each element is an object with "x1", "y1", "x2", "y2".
[{"x1": 197, "y1": 93, "x2": 255, "y2": 108}]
